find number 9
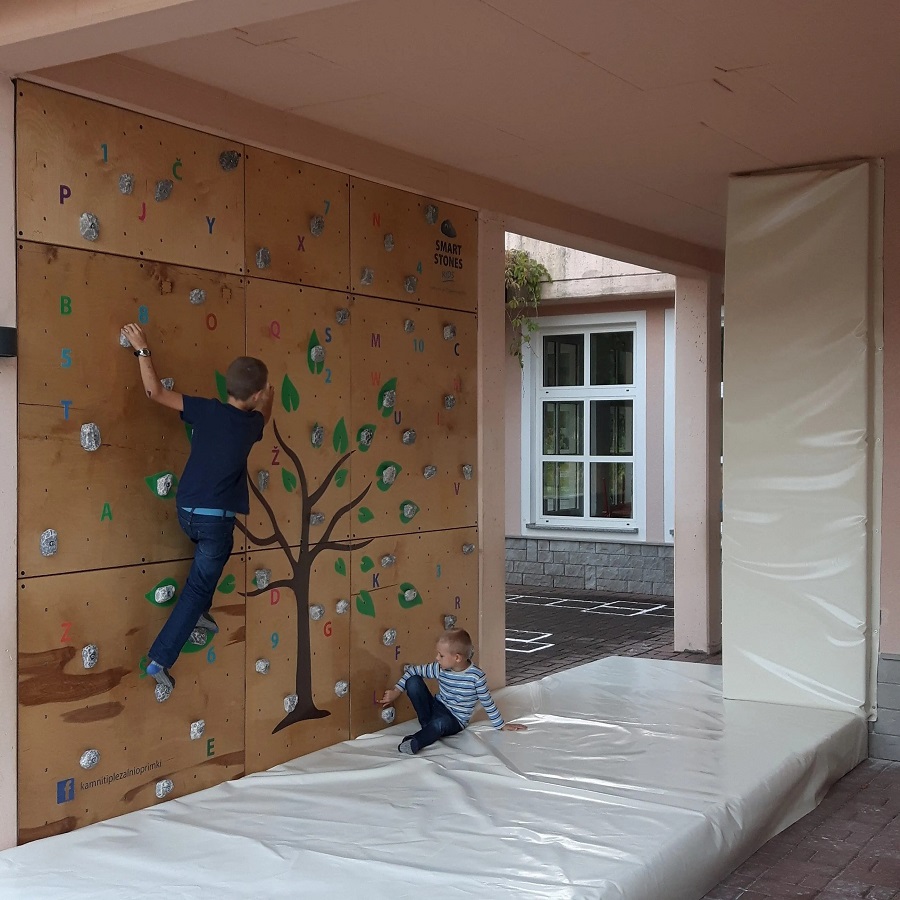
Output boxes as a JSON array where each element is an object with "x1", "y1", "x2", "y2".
[{"x1": 271, "y1": 632, "x2": 279, "y2": 649}]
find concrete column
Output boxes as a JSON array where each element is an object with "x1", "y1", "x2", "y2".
[
  {"x1": 0, "y1": 75, "x2": 18, "y2": 849},
  {"x1": 477, "y1": 212, "x2": 507, "y2": 687},
  {"x1": 673, "y1": 275, "x2": 722, "y2": 652}
]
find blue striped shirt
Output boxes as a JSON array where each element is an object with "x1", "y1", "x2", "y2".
[{"x1": 396, "y1": 662, "x2": 505, "y2": 729}]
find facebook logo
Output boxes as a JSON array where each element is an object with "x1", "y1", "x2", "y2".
[{"x1": 56, "y1": 778, "x2": 75, "y2": 804}]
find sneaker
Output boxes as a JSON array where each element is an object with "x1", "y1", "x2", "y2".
[
  {"x1": 146, "y1": 660, "x2": 175, "y2": 692},
  {"x1": 196, "y1": 612, "x2": 219, "y2": 634},
  {"x1": 398, "y1": 738, "x2": 415, "y2": 755}
]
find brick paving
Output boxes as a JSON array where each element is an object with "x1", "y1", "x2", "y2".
[{"x1": 504, "y1": 586, "x2": 900, "y2": 900}]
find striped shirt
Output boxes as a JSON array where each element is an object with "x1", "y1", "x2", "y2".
[{"x1": 396, "y1": 662, "x2": 505, "y2": 729}]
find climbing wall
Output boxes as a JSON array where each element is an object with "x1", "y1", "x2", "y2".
[{"x1": 15, "y1": 82, "x2": 480, "y2": 839}]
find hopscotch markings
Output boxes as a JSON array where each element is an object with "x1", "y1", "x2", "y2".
[
  {"x1": 506, "y1": 595, "x2": 672, "y2": 618},
  {"x1": 505, "y1": 629, "x2": 554, "y2": 654}
]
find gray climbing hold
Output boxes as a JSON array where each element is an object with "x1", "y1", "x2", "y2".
[
  {"x1": 156, "y1": 474, "x2": 173, "y2": 496},
  {"x1": 255, "y1": 658, "x2": 270, "y2": 675},
  {"x1": 334, "y1": 680, "x2": 349, "y2": 698},
  {"x1": 404, "y1": 319, "x2": 415, "y2": 333},
  {"x1": 160, "y1": 378, "x2": 175, "y2": 391},
  {"x1": 310, "y1": 215, "x2": 325, "y2": 236},
  {"x1": 360, "y1": 267, "x2": 375, "y2": 286},
  {"x1": 441, "y1": 219, "x2": 457, "y2": 238},
  {"x1": 381, "y1": 465, "x2": 397, "y2": 485},
  {"x1": 403, "y1": 276, "x2": 417, "y2": 294},
  {"x1": 402, "y1": 429, "x2": 417, "y2": 445},
  {"x1": 255, "y1": 569, "x2": 271, "y2": 590},
  {"x1": 309, "y1": 604, "x2": 325, "y2": 621},
  {"x1": 82, "y1": 645, "x2": 99, "y2": 669},
  {"x1": 80, "y1": 423, "x2": 101, "y2": 452},
  {"x1": 359, "y1": 428, "x2": 374, "y2": 447},
  {"x1": 310, "y1": 345, "x2": 325, "y2": 364},
  {"x1": 442, "y1": 324, "x2": 456, "y2": 341},
  {"x1": 155, "y1": 683, "x2": 172, "y2": 703},
  {"x1": 155, "y1": 180, "x2": 173, "y2": 202},
  {"x1": 444, "y1": 395, "x2": 456, "y2": 410},
  {"x1": 189, "y1": 288, "x2": 207, "y2": 306},
  {"x1": 381, "y1": 707, "x2": 396, "y2": 724},
  {"x1": 189, "y1": 720, "x2": 205, "y2": 741},
  {"x1": 381, "y1": 554, "x2": 396, "y2": 568},
  {"x1": 335, "y1": 599, "x2": 350, "y2": 615},
  {"x1": 442, "y1": 270, "x2": 455, "y2": 282},
  {"x1": 311, "y1": 423, "x2": 325, "y2": 447},
  {"x1": 383, "y1": 233, "x2": 394, "y2": 252},
  {"x1": 188, "y1": 628, "x2": 207, "y2": 646},
  {"x1": 40, "y1": 529, "x2": 58, "y2": 557},
  {"x1": 336, "y1": 308, "x2": 350, "y2": 325},
  {"x1": 404, "y1": 588, "x2": 418, "y2": 604},
  {"x1": 462, "y1": 464, "x2": 473, "y2": 480},
  {"x1": 256, "y1": 247, "x2": 271, "y2": 270},
  {"x1": 79, "y1": 749, "x2": 100, "y2": 770},
  {"x1": 382, "y1": 390, "x2": 396, "y2": 410},
  {"x1": 154, "y1": 584, "x2": 175, "y2": 604},
  {"x1": 284, "y1": 694, "x2": 298, "y2": 714},
  {"x1": 382, "y1": 629, "x2": 397, "y2": 646},
  {"x1": 443, "y1": 615, "x2": 457, "y2": 630},
  {"x1": 402, "y1": 503, "x2": 418, "y2": 520},
  {"x1": 79, "y1": 212, "x2": 99, "y2": 242},
  {"x1": 119, "y1": 330, "x2": 132, "y2": 349},
  {"x1": 118, "y1": 174, "x2": 135, "y2": 195},
  {"x1": 155, "y1": 779, "x2": 174, "y2": 799},
  {"x1": 462, "y1": 543, "x2": 475, "y2": 555},
  {"x1": 310, "y1": 511, "x2": 325, "y2": 526},
  {"x1": 257, "y1": 470, "x2": 269, "y2": 492},
  {"x1": 424, "y1": 204, "x2": 438, "y2": 225},
  {"x1": 424, "y1": 466, "x2": 438, "y2": 480},
  {"x1": 219, "y1": 150, "x2": 241, "y2": 171}
]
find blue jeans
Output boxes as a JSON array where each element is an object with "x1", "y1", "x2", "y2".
[
  {"x1": 404, "y1": 674, "x2": 464, "y2": 753},
  {"x1": 149, "y1": 508, "x2": 234, "y2": 668}
]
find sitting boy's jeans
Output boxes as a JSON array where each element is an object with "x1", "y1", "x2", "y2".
[
  {"x1": 149, "y1": 508, "x2": 234, "y2": 668},
  {"x1": 405, "y1": 674, "x2": 464, "y2": 752}
]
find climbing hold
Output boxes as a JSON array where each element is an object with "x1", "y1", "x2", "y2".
[
  {"x1": 383, "y1": 233, "x2": 394, "y2": 252},
  {"x1": 310, "y1": 345, "x2": 326, "y2": 364},
  {"x1": 155, "y1": 684, "x2": 172, "y2": 703},
  {"x1": 381, "y1": 554, "x2": 396, "y2": 568},
  {"x1": 189, "y1": 720, "x2": 205, "y2": 741},
  {"x1": 403, "y1": 276, "x2": 417, "y2": 294},
  {"x1": 154, "y1": 180, "x2": 173, "y2": 202},
  {"x1": 335, "y1": 599, "x2": 350, "y2": 615},
  {"x1": 442, "y1": 270, "x2": 455, "y2": 282},
  {"x1": 381, "y1": 707, "x2": 396, "y2": 724},
  {"x1": 119, "y1": 330, "x2": 131, "y2": 349},
  {"x1": 334, "y1": 680, "x2": 349, "y2": 698},
  {"x1": 424, "y1": 204, "x2": 438, "y2": 225},
  {"x1": 255, "y1": 659, "x2": 270, "y2": 675},
  {"x1": 310, "y1": 215, "x2": 325, "y2": 236},
  {"x1": 440, "y1": 219, "x2": 457, "y2": 238},
  {"x1": 382, "y1": 390, "x2": 396, "y2": 410},
  {"x1": 154, "y1": 584, "x2": 176, "y2": 604},
  {"x1": 360, "y1": 267, "x2": 375, "y2": 286},
  {"x1": 402, "y1": 429, "x2": 417, "y2": 445},
  {"x1": 309, "y1": 604, "x2": 325, "y2": 621},
  {"x1": 82, "y1": 645, "x2": 99, "y2": 669},
  {"x1": 442, "y1": 324, "x2": 456, "y2": 341},
  {"x1": 155, "y1": 779, "x2": 174, "y2": 799},
  {"x1": 444, "y1": 395, "x2": 456, "y2": 410},
  {"x1": 382, "y1": 629, "x2": 397, "y2": 646},
  {"x1": 402, "y1": 502, "x2": 418, "y2": 520},
  {"x1": 219, "y1": 150, "x2": 241, "y2": 171},
  {"x1": 359, "y1": 428, "x2": 374, "y2": 447},
  {"x1": 160, "y1": 378, "x2": 175, "y2": 391},
  {"x1": 40, "y1": 529, "x2": 58, "y2": 557},
  {"x1": 189, "y1": 288, "x2": 207, "y2": 306},
  {"x1": 255, "y1": 569, "x2": 272, "y2": 590},
  {"x1": 423, "y1": 465, "x2": 437, "y2": 479},
  {"x1": 257, "y1": 470, "x2": 269, "y2": 492},
  {"x1": 404, "y1": 588, "x2": 418, "y2": 604},
  {"x1": 80, "y1": 423, "x2": 101, "y2": 452},
  {"x1": 381, "y1": 465, "x2": 397, "y2": 486},
  {"x1": 462, "y1": 464, "x2": 473, "y2": 480},
  {"x1": 79, "y1": 749, "x2": 100, "y2": 770},
  {"x1": 443, "y1": 614, "x2": 457, "y2": 630},
  {"x1": 188, "y1": 628, "x2": 206, "y2": 646},
  {"x1": 403, "y1": 319, "x2": 415, "y2": 333},
  {"x1": 156, "y1": 474, "x2": 174, "y2": 496},
  {"x1": 336, "y1": 308, "x2": 350, "y2": 325},
  {"x1": 462, "y1": 543, "x2": 475, "y2": 555},
  {"x1": 79, "y1": 212, "x2": 99, "y2": 242},
  {"x1": 311, "y1": 424, "x2": 325, "y2": 447},
  {"x1": 284, "y1": 694, "x2": 298, "y2": 714},
  {"x1": 118, "y1": 174, "x2": 134, "y2": 195},
  {"x1": 310, "y1": 511, "x2": 325, "y2": 526},
  {"x1": 256, "y1": 247, "x2": 271, "y2": 269}
]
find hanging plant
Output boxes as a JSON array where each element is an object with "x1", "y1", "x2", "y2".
[{"x1": 505, "y1": 248, "x2": 551, "y2": 366}]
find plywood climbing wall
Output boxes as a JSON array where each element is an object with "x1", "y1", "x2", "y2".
[{"x1": 15, "y1": 82, "x2": 480, "y2": 840}]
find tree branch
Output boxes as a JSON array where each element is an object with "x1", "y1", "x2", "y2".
[
  {"x1": 234, "y1": 519, "x2": 280, "y2": 547},
  {"x1": 248, "y1": 474, "x2": 296, "y2": 564},
  {"x1": 243, "y1": 578, "x2": 294, "y2": 599},
  {"x1": 319, "y1": 481, "x2": 373, "y2": 547},
  {"x1": 274, "y1": 420, "x2": 309, "y2": 506},
  {"x1": 312, "y1": 537, "x2": 375, "y2": 557},
  {"x1": 309, "y1": 448, "x2": 355, "y2": 507}
]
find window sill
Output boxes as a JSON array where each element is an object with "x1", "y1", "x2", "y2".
[{"x1": 526, "y1": 522, "x2": 639, "y2": 535}]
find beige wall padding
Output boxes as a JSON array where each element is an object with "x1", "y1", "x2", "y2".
[
  {"x1": 722, "y1": 163, "x2": 878, "y2": 713},
  {"x1": 15, "y1": 83, "x2": 479, "y2": 841}
]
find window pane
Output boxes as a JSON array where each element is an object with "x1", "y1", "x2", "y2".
[
  {"x1": 590, "y1": 332, "x2": 633, "y2": 385},
  {"x1": 543, "y1": 402, "x2": 583, "y2": 455},
  {"x1": 590, "y1": 462, "x2": 633, "y2": 518},
  {"x1": 543, "y1": 462, "x2": 583, "y2": 516},
  {"x1": 590, "y1": 400, "x2": 633, "y2": 455},
  {"x1": 543, "y1": 334, "x2": 584, "y2": 386}
]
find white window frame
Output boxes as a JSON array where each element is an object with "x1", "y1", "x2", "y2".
[{"x1": 521, "y1": 311, "x2": 647, "y2": 541}]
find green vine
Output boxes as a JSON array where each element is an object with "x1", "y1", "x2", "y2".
[{"x1": 505, "y1": 248, "x2": 551, "y2": 366}]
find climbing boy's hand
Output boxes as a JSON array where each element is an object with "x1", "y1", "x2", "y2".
[
  {"x1": 379, "y1": 688, "x2": 401, "y2": 706},
  {"x1": 122, "y1": 323, "x2": 149, "y2": 351},
  {"x1": 501, "y1": 723, "x2": 527, "y2": 732}
]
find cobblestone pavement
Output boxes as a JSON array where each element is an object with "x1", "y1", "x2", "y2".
[{"x1": 504, "y1": 586, "x2": 900, "y2": 900}]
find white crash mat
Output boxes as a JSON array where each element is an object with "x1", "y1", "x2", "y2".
[{"x1": 0, "y1": 658, "x2": 867, "y2": 900}]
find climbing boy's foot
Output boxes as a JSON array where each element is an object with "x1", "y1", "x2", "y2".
[
  {"x1": 398, "y1": 738, "x2": 416, "y2": 755},
  {"x1": 146, "y1": 660, "x2": 175, "y2": 692},
  {"x1": 196, "y1": 612, "x2": 219, "y2": 634}
]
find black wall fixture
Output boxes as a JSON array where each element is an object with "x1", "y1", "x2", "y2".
[{"x1": 0, "y1": 326, "x2": 17, "y2": 358}]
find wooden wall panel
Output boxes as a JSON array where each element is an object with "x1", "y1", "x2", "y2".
[
  {"x1": 16, "y1": 83, "x2": 244, "y2": 273},
  {"x1": 17, "y1": 556, "x2": 245, "y2": 841},
  {"x1": 244, "y1": 148, "x2": 350, "y2": 291},
  {"x1": 350, "y1": 179, "x2": 476, "y2": 311},
  {"x1": 244, "y1": 546, "x2": 350, "y2": 773},
  {"x1": 348, "y1": 296, "x2": 478, "y2": 541}
]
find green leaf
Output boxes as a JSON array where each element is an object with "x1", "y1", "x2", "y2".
[
  {"x1": 281, "y1": 374, "x2": 300, "y2": 412},
  {"x1": 398, "y1": 582, "x2": 422, "y2": 609},
  {"x1": 356, "y1": 424, "x2": 376, "y2": 452},
  {"x1": 184, "y1": 423, "x2": 194, "y2": 444},
  {"x1": 307, "y1": 330, "x2": 323, "y2": 375},
  {"x1": 357, "y1": 506, "x2": 374, "y2": 524},
  {"x1": 282, "y1": 468, "x2": 297, "y2": 493},
  {"x1": 335, "y1": 468, "x2": 348, "y2": 487},
  {"x1": 333, "y1": 417, "x2": 349, "y2": 453},
  {"x1": 215, "y1": 370, "x2": 228, "y2": 403},
  {"x1": 335, "y1": 558, "x2": 346, "y2": 576},
  {"x1": 144, "y1": 577, "x2": 178, "y2": 608},
  {"x1": 377, "y1": 377, "x2": 398, "y2": 419},
  {"x1": 217, "y1": 574, "x2": 236, "y2": 594},
  {"x1": 356, "y1": 590, "x2": 376, "y2": 618},
  {"x1": 360, "y1": 556, "x2": 374, "y2": 573},
  {"x1": 376, "y1": 461, "x2": 401, "y2": 492}
]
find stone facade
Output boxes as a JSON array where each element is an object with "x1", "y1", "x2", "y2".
[
  {"x1": 870, "y1": 653, "x2": 900, "y2": 761},
  {"x1": 505, "y1": 537, "x2": 673, "y2": 597}
]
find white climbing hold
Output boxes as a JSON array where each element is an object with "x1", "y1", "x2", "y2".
[
  {"x1": 359, "y1": 428, "x2": 374, "y2": 447},
  {"x1": 255, "y1": 658, "x2": 270, "y2": 675},
  {"x1": 444, "y1": 395, "x2": 456, "y2": 410},
  {"x1": 334, "y1": 680, "x2": 349, "y2": 698},
  {"x1": 310, "y1": 215, "x2": 325, "y2": 236},
  {"x1": 154, "y1": 584, "x2": 176, "y2": 605},
  {"x1": 382, "y1": 390, "x2": 396, "y2": 409},
  {"x1": 423, "y1": 465, "x2": 437, "y2": 479},
  {"x1": 381, "y1": 554, "x2": 396, "y2": 568},
  {"x1": 79, "y1": 212, "x2": 99, "y2": 241},
  {"x1": 255, "y1": 569, "x2": 271, "y2": 590},
  {"x1": 155, "y1": 180, "x2": 173, "y2": 202},
  {"x1": 360, "y1": 267, "x2": 374, "y2": 286},
  {"x1": 118, "y1": 174, "x2": 134, "y2": 195},
  {"x1": 156, "y1": 474, "x2": 173, "y2": 496},
  {"x1": 188, "y1": 628, "x2": 206, "y2": 646},
  {"x1": 160, "y1": 377, "x2": 175, "y2": 391},
  {"x1": 403, "y1": 276, "x2": 417, "y2": 294},
  {"x1": 424, "y1": 204, "x2": 438, "y2": 225},
  {"x1": 462, "y1": 543, "x2": 475, "y2": 555},
  {"x1": 311, "y1": 424, "x2": 325, "y2": 447},
  {"x1": 80, "y1": 423, "x2": 101, "y2": 452},
  {"x1": 382, "y1": 629, "x2": 397, "y2": 646},
  {"x1": 381, "y1": 465, "x2": 397, "y2": 485},
  {"x1": 189, "y1": 288, "x2": 207, "y2": 305},
  {"x1": 404, "y1": 319, "x2": 415, "y2": 333},
  {"x1": 404, "y1": 588, "x2": 418, "y2": 604},
  {"x1": 381, "y1": 707, "x2": 396, "y2": 724},
  {"x1": 219, "y1": 150, "x2": 241, "y2": 171},
  {"x1": 284, "y1": 694, "x2": 298, "y2": 714},
  {"x1": 442, "y1": 270, "x2": 455, "y2": 282},
  {"x1": 310, "y1": 511, "x2": 325, "y2": 526},
  {"x1": 189, "y1": 720, "x2": 205, "y2": 741},
  {"x1": 309, "y1": 604, "x2": 325, "y2": 621},
  {"x1": 442, "y1": 324, "x2": 456, "y2": 341},
  {"x1": 336, "y1": 308, "x2": 350, "y2": 324},
  {"x1": 40, "y1": 529, "x2": 58, "y2": 557},
  {"x1": 79, "y1": 749, "x2": 100, "y2": 770},
  {"x1": 443, "y1": 615, "x2": 457, "y2": 630},
  {"x1": 155, "y1": 683, "x2": 172, "y2": 703},
  {"x1": 383, "y1": 233, "x2": 394, "y2": 252},
  {"x1": 155, "y1": 779, "x2": 174, "y2": 799},
  {"x1": 82, "y1": 645, "x2": 98, "y2": 669},
  {"x1": 462, "y1": 464, "x2": 473, "y2": 480},
  {"x1": 402, "y1": 429, "x2": 416, "y2": 445},
  {"x1": 256, "y1": 247, "x2": 271, "y2": 269},
  {"x1": 119, "y1": 330, "x2": 132, "y2": 348},
  {"x1": 335, "y1": 599, "x2": 350, "y2": 615},
  {"x1": 402, "y1": 503, "x2": 418, "y2": 519},
  {"x1": 257, "y1": 470, "x2": 269, "y2": 491},
  {"x1": 310, "y1": 345, "x2": 325, "y2": 364}
]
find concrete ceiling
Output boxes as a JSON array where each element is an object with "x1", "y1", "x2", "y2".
[{"x1": 8, "y1": 0, "x2": 900, "y2": 253}]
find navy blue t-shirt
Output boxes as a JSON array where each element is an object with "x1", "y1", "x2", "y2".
[{"x1": 176, "y1": 396, "x2": 265, "y2": 514}]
